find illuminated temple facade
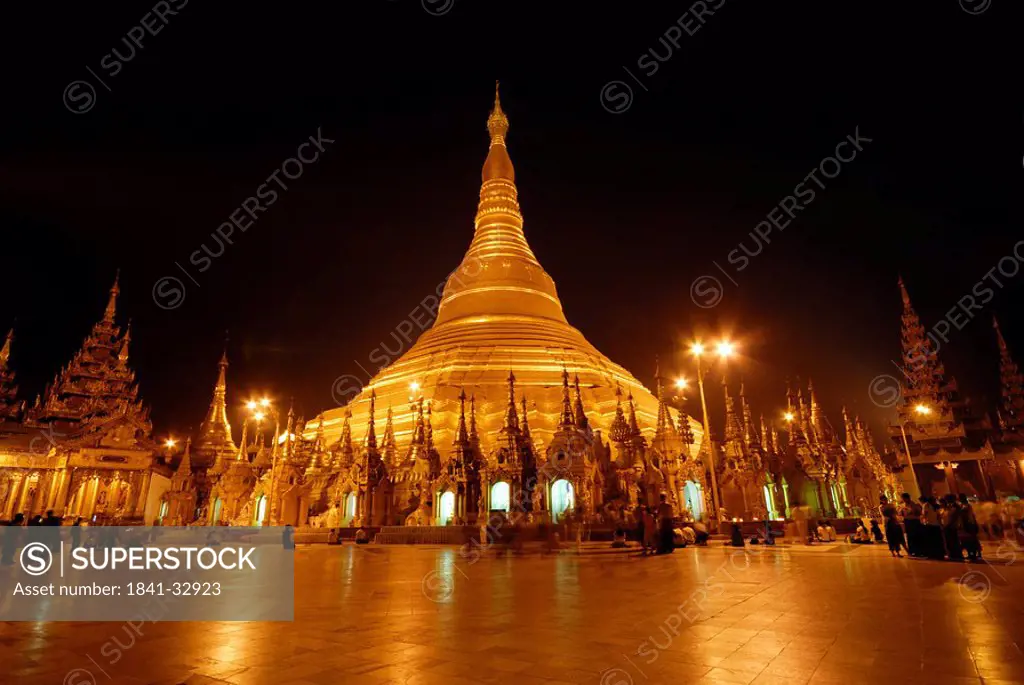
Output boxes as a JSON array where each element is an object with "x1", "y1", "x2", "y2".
[
  {"x1": 161, "y1": 90, "x2": 913, "y2": 528},
  {"x1": 0, "y1": 277, "x2": 163, "y2": 523},
  {"x1": 3, "y1": 92, "x2": 1022, "y2": 527}
]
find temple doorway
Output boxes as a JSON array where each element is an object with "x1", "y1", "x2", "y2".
[
  {"x1": 683, "y1": 481, "x2": 704, "y2": 520},
  {"x1": 254, "y1": 495, "x2": 267, "y2": 526},
  {"x1": 550, "y1": 479, "x2": 574, "y2": 522},
  {"x1": 490, "y1": 482, "x2": 510, "y2": 512},
  {"x1": 437, "y1": 491, "x2": 455, "y2": 525},
  {"x1": 344, "y1": 492, "x2": 357, "y2": 524},
  {"x1": 763, "y1": 485, "x2": 777, "y2": 519}
]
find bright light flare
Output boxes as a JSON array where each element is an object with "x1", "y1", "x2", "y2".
[
  {"x1": 674, "y1": 377, "x2": 688, "y2": 391},
  {"x1": 783, "y1": 411, "x2": 795, "y2": 422},
  {"x1": 914, "y1": 404, "x2": 932, "y2": 416},
  {"x1": 716, "y1": 340, "x2": 736, "y2": 358},
  {"x1": 164, "y1": 438, "x2": 177, "y2": 449},
  {"x1": 690, "y1": 342, "x2": 705, "y2": 357}
]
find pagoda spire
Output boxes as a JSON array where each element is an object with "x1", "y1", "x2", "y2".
[
  {"x1": 503, "y1": 370, "x2": 520, "y2": 432},
  {"x1": 469, "y1": 394, "x2": 480, "y2": 447},
  {"x1": 337, "y1": 409, "x2": 354, "y2": 467},
  {"x1": 175, "y1": 437, "x2": 194, "y2": 476},
  {"x1": 0, "y1": 328, "x2": 12, "y2": 369},
  {"x1": 722, "y1": 377, "x2": 743, "y2": 443},
  {"x1": 994, "y1": 316, "x2": 1024, "y2": 434},
  {"x1": 558, "y1": 367, "x2": 575, "y2": 429},
  {"x1": 365, "y1": 390, "x2": 377, "y2": 449},
  {"x1": 740, "y1": 382, "x2": 758, "y2": 448},
  {"x1": 196, "y1": 346, "x2": 237, "y2": 466},
  {"x1": 654, "y1": 358, "x2": 677, "y2": 439},
  {"x1": 434, "y1": 85, "x2": 567, "y2": 326},
  {"x1": 573, "y1": 374, "x2": 590, "y2": 430},
  {"x1": 454, "y1": 389, "x2": 470, "y2": 445},
  {"x1": 897, "y1": 277, "x2": 956, "y2": 434},
  {"x1": 521, "y1": 395, "x2": 532, "y2": 440},
  {"x1": 425, "y1": 401, "x2": 435, "y2": 453},
  {"x1": 0, "y1": 327, "x2": 20, "y2": 421},
  {"x1": 104, "y1": 270, "x2": 120, "y2": 324},
  {"x1": 117, "y1": 321, "x2": 131, "y2": 365},
  {"x1": 609, "y1": 386, "x2": 630, "y2": 444},
  {"x1": 381, "y1": 403, "x2": 398, "y2": 466}
]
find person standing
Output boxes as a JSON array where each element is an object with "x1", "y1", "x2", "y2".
[
  {"x1": 657, "y1": 494, "x2": 674, "y2": 554},
  {"x1": 941, "y1": 495, "x2": 964, "y2": 561},
  {"x1": 883, "y1": 497, "x2": 907, "y2": 557},
  {"x1": 921, "y1": 497, "x2": 944, "y2": 559},
  {"x1": 1, "y1": 513, "x2": 25, "y2": 565},
  {"x1": 642, "y1": 507, "x2": 657, "y2": 555},
  {"x1": 899, "y1": 493, "x2": 923, "y2": 557},
  {"x1": 958, "y1": 494, "x2": 982, "y2": 561}
]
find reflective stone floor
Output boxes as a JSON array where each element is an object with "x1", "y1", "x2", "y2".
[{"x1": 4, "y1": 541, "x2": 1024, "y2": 685}]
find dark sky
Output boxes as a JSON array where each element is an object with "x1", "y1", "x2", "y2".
[{"x1": 1, "y1": 0, "x2": 1020, "y2": 443}]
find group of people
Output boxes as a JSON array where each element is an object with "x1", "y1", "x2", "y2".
[
  {"x1": 629, "y1": 494, "x2": 679, "y2": 555},
  {"x1": 882, "y1": 492, "x2": 984, "y2": 561},
  {"x1": 1, "y1": 511, "x2": 86, "y2": 565}
]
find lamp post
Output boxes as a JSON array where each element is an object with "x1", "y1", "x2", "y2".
[
  {"x1": 686, "y1": 339, "x2": 736, "y2": 528},
  {"x1": 898, "y1": 403, "x2": 929, "y2": 499},
  {"x1": 247, "y1": 397, "x2": 281, "y2": 526}
]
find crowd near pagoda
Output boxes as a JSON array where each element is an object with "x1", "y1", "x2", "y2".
[{"x1": 1, "y1": 90, "x2": 1022, "y2": 527}]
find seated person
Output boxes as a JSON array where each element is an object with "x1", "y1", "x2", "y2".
[
  {"x1": 611, "y1": 527, "x2": 628, "y2": 548},
  {"x1": 849, "y1": 522, "x2": 872, "y2": 543},
  {"x1": 869, "y1": 519, "x2": 885, "y2": 543},
  {"x1": 679, "y1": 526, "x2": 697, "y2": 546},
  {"x1": 822, "y1": 520, "x2": 837, "y2": 542},
  {"x1": 692, "y1": 520, "x2": 710, "y2": 545}
]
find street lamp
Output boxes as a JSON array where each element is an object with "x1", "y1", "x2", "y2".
[
  {"x1": 897, "y1": 403, "x2": 929, "y2": 499},
  {"x1": 688, "y1": 338, "x2": 736, "y2": 526}
]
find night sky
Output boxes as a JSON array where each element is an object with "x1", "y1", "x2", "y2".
[{"x1": 1, "y1": 0, "x2": 1019, "y2": 443}]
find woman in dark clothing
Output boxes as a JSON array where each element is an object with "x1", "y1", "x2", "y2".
[
  {"x1": 958, "y1": 494, "x2": 982, "y2": 561},
  {"x1": 885, "y1": 509, "x2": 907, "y2": 557},
  {"x1": 941, "y1": 496, "x2": 963, "y2": 561},
  {"x1": 1, "y1": 513, "x2": 25, "y2": 565},
  {"x1": 870, "y1": 519, "x2": 885, "y2": 543}
]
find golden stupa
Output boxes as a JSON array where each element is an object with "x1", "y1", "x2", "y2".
[{"x1": 313, "y1": 86, "x2": 695, "y2": 454}]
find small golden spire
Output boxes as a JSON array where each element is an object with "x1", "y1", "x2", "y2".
[
  {"x1": 104, "y1": 270, "x2": 120, "y2": 323},
  {"x1": 487, "y1": 80, "x2": 509, "y2": 146},
  {"x1": 0, "y1": 328, "x2": 12, "y2": 369}
]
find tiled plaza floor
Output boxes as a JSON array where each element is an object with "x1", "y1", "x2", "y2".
[{"x1": 3, "y1": 541, "x2": 1024, "y2": 685}]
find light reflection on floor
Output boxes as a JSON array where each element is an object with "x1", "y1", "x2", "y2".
[{"x1": 3, "y1": 542, "x2": 1023, "y2": 684}]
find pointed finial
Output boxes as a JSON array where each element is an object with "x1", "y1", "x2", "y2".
[
  {"x1": 994, "y1": 316, "x2": 1009, "y2": 353},
  {"x1": 0, "y1": 328, "x2": 12, "y2": 368},
  {"x1": 898, "y1": 275, "x2": 911, "y2": 308},
  {"x1": 487, "y1": 80, "x2": 510, "y2": 146},
  {"x1": 104, "y1": 270, "x2": 120, "y2": 323}
]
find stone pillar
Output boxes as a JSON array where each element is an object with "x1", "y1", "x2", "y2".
[
  {"x1": 2, "y1": 473, "x2": 23, "y2": 519},
  {"x1": 134, "y1": 470, "x2": 152, "y2": 519},
  {"x1": 781, "y1": 478, "x2": 791, "y2": 519}
]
